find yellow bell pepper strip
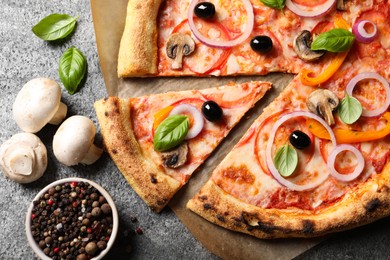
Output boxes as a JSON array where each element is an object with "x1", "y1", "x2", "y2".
[
  {"x1": 299, "y1": 15, "x2": 352, "y2": 87},
  {"x1": 153, "y1": 106, "x2": 174, "y2": 131},
  {"x1": 306, "y1": 112, "x2": 390, "y2": 143}
]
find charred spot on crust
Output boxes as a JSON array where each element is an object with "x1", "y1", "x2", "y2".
[
  {"x1": 216, "y1": 214, "x2": 225, "y2": 222},
  {"x1": 242, "y1": 212, "x2": 291, "y2": 234},
  {"x1": 365, "y1": 198, "x2": 381, "y2": 213},
  {"x1": 302, "y1": 220, "x2": 315, "y2": 234},
  {"x1": 203, "y1": 203, "x2": 213, "y2": 210},
  {"x1": 104, "y1": 111, "x2": 109, "y2": 117},
  {"x1": 150, "y1": 175, "x2": 157, "y2": 184},
  {"x1": 103, "y1": 97, "x2": 108, "y2": 101},
  {"x1": 198, "y1": 195, "x2": 208, "y2": 201},
  {"x1": 111, "y1": 149, "x2": 117, "y2": 154}
]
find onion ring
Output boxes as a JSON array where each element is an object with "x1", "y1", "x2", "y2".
[
  {"x1": 286, "y1": 0, "x2": 336, "y2": 18},
  {"x1": 352, "y1": 20, "x2": 378, "y2": 43},
  {"x1": 346, "y1": 72, "x2": 390, "y2": 117},
  {"x1": 187, "y1": 0, "x2": 254, "y2": 48},
  {"x1": 327, "y1": 144, "x2": 365, "y2": 182},
  {"x1": 266, "y1": 111, "x2": 336, "y2": 191},
  {"x1": 170, "y1": 104, "x2": 204, "y2": 139}
]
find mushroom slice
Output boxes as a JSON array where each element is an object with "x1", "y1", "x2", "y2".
[
  {"x1": 166, "y1": 33, "x2": 195, "y2": 70},
  {"x1": 0, "y1": 133, "x2": 47, "y2": 183},
  {"x1": 53, "y1": 115, "x2": 103, "y2": 166},
  {"x1": 306, "y1": 89, "x2": 340, "y2": 126},
  {"x1": 13, "y1": 78, "x2": 68, "y2": 133},
  {"x1": 293, "y1": 30, "x2": 326, "y2": 61},
  {"x1": 161, "y1": 142, "x2": 188, "y2": 169}
]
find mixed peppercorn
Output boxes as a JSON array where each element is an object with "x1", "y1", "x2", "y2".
[{"x1": 30, "y1": 181, "x2": 113, "y2": 259}]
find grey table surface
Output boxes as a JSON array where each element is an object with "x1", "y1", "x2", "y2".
[{"x1": 1, "y1": 0, "x2": 390, "y2": 259}]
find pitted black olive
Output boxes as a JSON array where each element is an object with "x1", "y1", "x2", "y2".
[
  {"x1": 194, "y1": 2, "x2": 216, "y2": 20},
  {"x1": 202, "y1": 100, "x2": 223, "y2": 122},
  {"x1": 250, "y1": 35, "x2": 273, "y2": 53},
  {"x1": 289, "y1": 130, "x2": 311, "y2": 150}
]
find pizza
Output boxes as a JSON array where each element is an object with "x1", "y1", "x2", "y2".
[
  {"x1": 94, "y1": 81, "x2": 270, "y2": 212},
  {"x1": 117, "y1": 0, "x2": 379, "y2": 77},
  {"x1": 112, "y1": 0, "x2": 390, "y2": 238}
]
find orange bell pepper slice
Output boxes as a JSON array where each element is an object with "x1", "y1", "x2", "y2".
[
  {"x1": 306, "y1": 112, "x2": 390, "y2": 144},
  {"x1": 153, "y1": 106, "x2": 174, "y2": 130},
  {"x1": 299, "y1": 15, "x2": 352, "y2": 87}
]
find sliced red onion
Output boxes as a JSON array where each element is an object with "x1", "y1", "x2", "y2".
[
  {"x1": 187, "y1": 0, "x2": 254, "y2": 48},
  {"x1": 170, "y1": 104, "x2": 204, "y2": 139},
  {"x1": 327, "y1": 144, "x2": 365, "y2": 182},
  {"x1": 346, "y1": 72, "x2": 390, "y2": 117},
  {"x1": 352, "y1": 20, "x2": 378, "y2": 43},
  {"x1": 286, "y1": 0, "x2": 336, "y2": 18},
  {"x1": 266, "y1": 111, "x2": 336, "y2": 191}
]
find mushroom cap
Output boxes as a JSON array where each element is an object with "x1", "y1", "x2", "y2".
[
  {"x1": 166, "y1": 33, "x2": 195, "y2": 59},
  {"x1": 0, "y1": 133, "x2": 47, "y2": 183},
  {"x1": 53, "y1": 115, "x2": 97, "y2": 166},
  {"x1": 293, "y1": 30, "x2": 325, "y2": 61},
  {"x1": 13, "y1": 78, "x2": 62, "y2": 133},
  {"x1": 306, "y1": 89, "x2": 340, "y2": 125}
]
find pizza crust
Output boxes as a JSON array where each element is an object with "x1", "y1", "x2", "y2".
[
  {"x1": 187, "y1": 162, "x2": 390, "y2": 238},
  {"x1": 94, "y1": 97, "x2": 181, "y2": 212},
  {"x1": 117, "y1": 0, "x2": 162, "y2": 77}
]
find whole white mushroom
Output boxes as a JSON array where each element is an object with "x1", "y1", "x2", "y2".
[
  {"x1": 13, "y1": 78, "x2": 68, "y2": 133},
  {"x1": 0, "y1": 133, "x2": 48, "y2": 183},
  {"x1": 53, "y1": 115, "x2": 103, "y2": 166}
]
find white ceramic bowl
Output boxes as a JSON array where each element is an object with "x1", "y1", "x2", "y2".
[{"x1": 25, "y1": 177, "x2": 119, "y2": 259}]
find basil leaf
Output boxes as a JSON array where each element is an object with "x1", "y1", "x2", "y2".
[
  {"x1": 32, "y1": 14, "x2": 78, "y2": 41},
  {"x1": 338, "y1": 93, "x2": 362, "y2": 124},
  {"x1": 311, "y1": 28, "x2": 355, "y2": 52},
  {"x1": 154, "y1": 115, "x2": 189, "y2": 152},
  {"x1": 260, "y1": 0, "x2": 286, "y2": 9},
  {"x1": 274, "y1": 144, "x2": 298, "y2": 177},
  {"x1": 59, "y1": 46, "x2": 87, "y2": 95}
]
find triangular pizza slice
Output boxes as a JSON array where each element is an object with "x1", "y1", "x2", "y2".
[
  {"x1": 94, "y1": 81, "x2": 271, "y2": 212},
  {"x1": 188, "y1": 71, "x2": 390, "y2": 238}
]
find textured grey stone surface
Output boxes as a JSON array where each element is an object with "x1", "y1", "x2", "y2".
[
  {"x1": 1, "y1": 0, "x2": 390, "y2": 260},
  {"x1": 0, "y1": 1, "x2": 216, "y2": 259}
]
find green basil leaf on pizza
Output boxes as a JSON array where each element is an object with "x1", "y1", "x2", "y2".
[
  {"x1": 260, "y1": 0, "x2": 286, "y2": 10},
  {"x1": 273, "y1": 144, "x2": 298, "y2": 177},
  {"x1": 311, "y1": 28, "x2": 355, "y2": 52},
  {"x1": 338, "y1": 93, "x2": 362, "y2": 124},
  {"x1": 154, "y1": 115, "x2": 189, "y2": 152}
]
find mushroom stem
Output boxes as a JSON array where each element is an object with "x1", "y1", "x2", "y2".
[
  {"x1": 49, "y1": 102, "x2": 68, "y2": 125},
  {"x1": 81, "y1": 144, "x2": 103, "y2": 165},
  {"x1": 172, "y1": 47, "x2": 184, "y2": 70}
]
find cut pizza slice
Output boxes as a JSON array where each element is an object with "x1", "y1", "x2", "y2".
[
  {"x1": 94, "y1": 81, "x2": 271, "y2": 212},
  {"x1": 187, "y1": 72, "x2": 390, "y2": 238}
]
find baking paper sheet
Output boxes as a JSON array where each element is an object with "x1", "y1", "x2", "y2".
[{"x1": 90, "y1": 0, "x2": 323, "y2": 258}]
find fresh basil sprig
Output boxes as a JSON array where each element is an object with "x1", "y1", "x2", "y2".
[
  {"x1": 311, "y1": 28, "x2": 355, "y2": 52},
  {"x1": 59, "y1": 46, "x2": 87, "y2": 95},
  {"x1": 274, "y1": 144, "x2": 298, "y2": 177},
  {"x1": 32, "y1": 14, "x2": 78, "y2": 41},
  {"x1": 338, "y1": 93, "x2": 362, "y2": 124},
  {"x1": 154, "y1": 115, "x2": 189, "y2": 152},
  {"x1": 260, "y1": 0, "x2": 286, "y2": 10}
]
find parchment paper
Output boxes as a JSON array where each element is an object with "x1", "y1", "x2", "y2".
[{"x1": 90, "y1": 0, "x2": 323, "y2": 258}]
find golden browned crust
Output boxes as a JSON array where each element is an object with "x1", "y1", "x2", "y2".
[
  {"x1": 94, "y1": 97, "x2": 181, "y2": 212},
  {"x1": 117, "y1": 0, "x2": 162, "y2": 77},
  {"x1": 187, "y1": 162, "x2": 390, "y2": 238}
]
